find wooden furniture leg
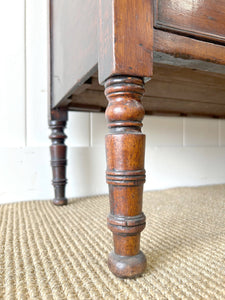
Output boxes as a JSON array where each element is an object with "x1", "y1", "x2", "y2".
[
  {"x1": 98, "y1": 0, "x2": 153, "y2": 278},
  {"x1": 104, "y1": 76, "x2": 146, "y2": 278},
  {"x1": 49, "y1": 109, "x2": 68, "y2": 206}
]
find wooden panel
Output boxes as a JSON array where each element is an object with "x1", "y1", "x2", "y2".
[
  {"x1": 68, "y1": 64, "x2": 225, "y2": 118},
  {"x1": 142, "y1": 98, "x2": 225, "y2": 118},
  {"x1": 51, "y1": 0, "x2": 225, "y2": 108},
  {"x1": 70, "y1": 90, "x2": 225, "y2": 118},
  {"x1": 154, "y1": 0, "x2": 225, "y2": 44},
  {"x1": 50, "y1": 0, "x2": 98, "y2": 107},
  {"x1": 98, "y1": 0, "x2": 153, "y2": 84},
  {"x1": 154, "y1": 30, "x2": 225, "y2": 65}
]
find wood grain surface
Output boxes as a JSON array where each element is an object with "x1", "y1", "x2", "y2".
[
  {"x1": 105, "y1": 76, "x2": 147, "y2": 278},
  {"x1": 98, "y1": 0, "x2": 153, "y2": 84},
  {"x1": 154, "y1": 0, "x2": 225, "y2": 44},
  {"x1": 68, "y1": 64, "x2": 225, "y2": 118}
]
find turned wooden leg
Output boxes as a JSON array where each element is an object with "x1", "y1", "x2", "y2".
[
  {"x1": 104, "y1": 76, "x2": 146, "y2": 278},
  {"x1": 49, "y1": 109, "x2": 68, "y2": 206}
]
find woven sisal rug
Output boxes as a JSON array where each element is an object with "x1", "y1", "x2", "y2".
[{"x1": 1, "y1": 184, "x2": 225, "y2": 299}]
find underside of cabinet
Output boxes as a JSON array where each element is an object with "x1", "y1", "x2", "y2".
[
  {"x1": 50, "y1": 0, "x2": 225, "y2": 119},
  {"x1": 65, "y1": 62, "x2": 225, "y2": 119}
]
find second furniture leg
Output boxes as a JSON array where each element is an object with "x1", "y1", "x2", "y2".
[
  {"x1": 105, "y1": 76, "x2": 147, "y2": 278},
  {"x1": 49, "y1": 109, "x2": 68, "y2": 206}
]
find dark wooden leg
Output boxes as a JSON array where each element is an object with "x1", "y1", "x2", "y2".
[
  {"x1": 104, "y1": 76, "x2": 146, "y2": 278},
  {"x1": 49, "y1": 109, "x2": 68, "y2": 206},
  {"x1": 98, "y1": 0, "x2": 153, "y2": 277}
]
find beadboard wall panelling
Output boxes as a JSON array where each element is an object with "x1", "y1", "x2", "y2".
[
  {"x1": 67, "y1": 112, "x2": 90, "y2": 147},
  {"x1": 143, "y1": 116, "x2": 183, "y2": 146},
  {"x1": 184, "y1": 118, "x2": 219, "y2": 146},
  {"x1": 2, "y1": 145, "x2": 225, "y2": 204},
  {"x1": 145, "y1": 147, "x2": 225, "y2": 191},
  {"x1": 0, "y1": 0, "x2": 25, "y2": 147},
  {"x1": 90, "y1": 113, "x2": 107, "y2": 146},
  {"x1": 219, "y1": 119, "x2": 225, "y2": 146},
  {"x1": 67, "y1": 147, "x2": 107, "y2": 197},
  {"x1": 26, "y1": 0, "x2": 49, "y2": 146},
  {"x1": 0, "y1": 148, "x2": 51, "y2": 203},
  {"x1": 0, "y1": 147, "x2": 106, "y2": 203}
]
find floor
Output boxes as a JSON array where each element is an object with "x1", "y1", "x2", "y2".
[{"x1": 1, "y1": 184, "x2": 225, "y2": 299}]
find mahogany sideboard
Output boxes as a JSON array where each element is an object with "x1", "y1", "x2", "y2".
[{"x1": 48, "y1": 0, "x2": 225, "y2": 278}]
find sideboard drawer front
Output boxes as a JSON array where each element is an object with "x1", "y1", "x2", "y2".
[{"x1": 154, "y1": 0, "x2": 225, "y2": 44}]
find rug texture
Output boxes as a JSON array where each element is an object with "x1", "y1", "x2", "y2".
[{"x1": 1, "y1": 184, "x2": 225, "y2": 299}]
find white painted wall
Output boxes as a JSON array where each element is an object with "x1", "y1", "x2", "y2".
[{"x1": 1, "y1": 1, "x2": 225, "y2": 204}]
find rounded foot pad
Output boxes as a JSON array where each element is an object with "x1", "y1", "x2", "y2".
[
  {"x1": 53, "y1": 198, "x2": 68, "y2": 206},
  {"x1": 108, "y1": 251, "x2": 146, "y2": 278}
]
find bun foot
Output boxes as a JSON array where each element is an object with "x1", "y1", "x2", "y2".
[
  {"x1": 53, "y1": 198, "x2": 68, "y2": 206},
  {"x1": 108, "y1": 251, "x2": 147, "y2": 278}
]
